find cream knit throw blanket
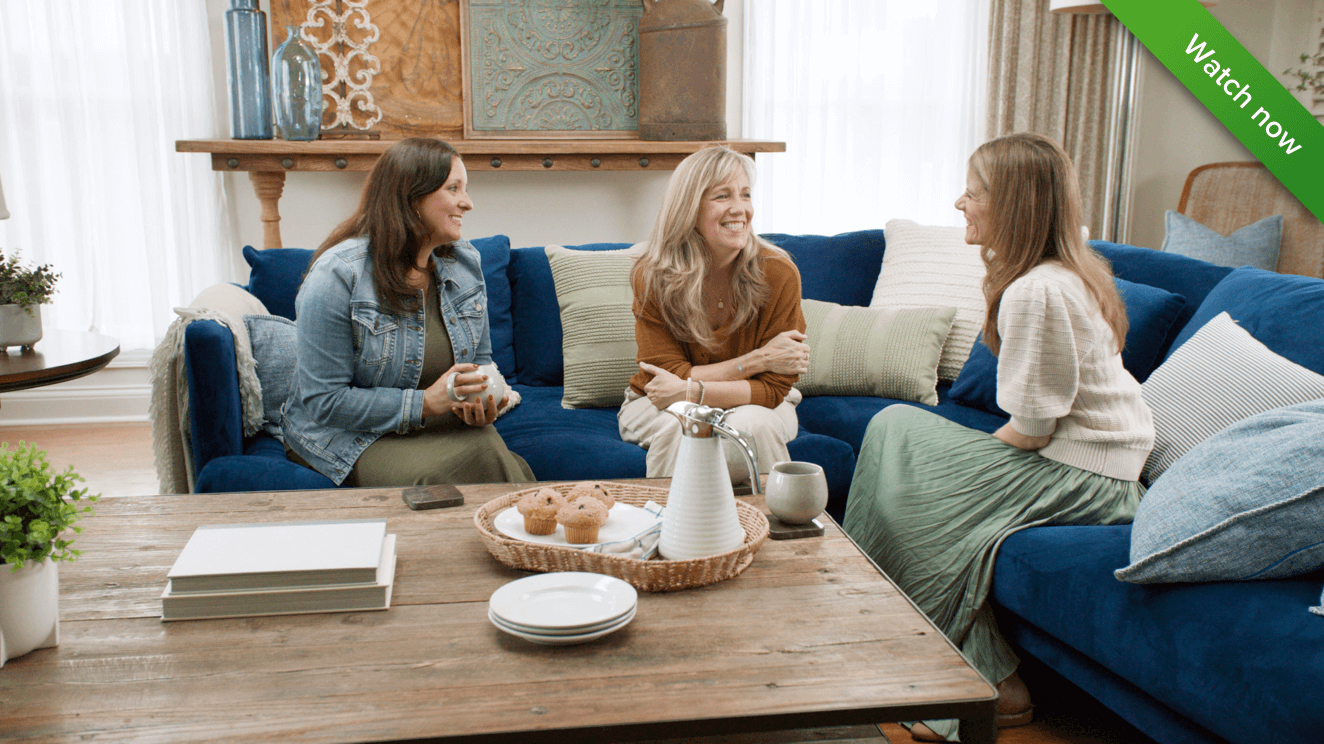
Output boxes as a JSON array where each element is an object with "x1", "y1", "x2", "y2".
[{"x1": 149, "y1": 308, "x2": 264, "y2": 494}]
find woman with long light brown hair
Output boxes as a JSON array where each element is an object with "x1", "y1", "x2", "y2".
[
  {"x1": 844, "y1": 133, "x2": 1155, "y2": 742},
  {"x1": 618, "y1": 145, "x2": 810, "y2": 483}
]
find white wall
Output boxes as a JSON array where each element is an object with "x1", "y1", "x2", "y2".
[{"x1": 1127, "y1": 0, "x2": 1318, "y2": 249}]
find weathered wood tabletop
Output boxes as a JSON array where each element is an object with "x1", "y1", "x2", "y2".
[{"x1": 0, "y1": 482, "x2": 997, "y2": 743}]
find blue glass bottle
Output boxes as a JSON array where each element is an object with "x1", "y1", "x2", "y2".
[
  {"x1": 225, "y1": 0, "x2": 273, "y2": 139},
  {"x1": 271, "y1": 26, "x2": 324, "y2": 141}
]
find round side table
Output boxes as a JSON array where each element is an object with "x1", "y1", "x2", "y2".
[{"x1": 0, "y1": 330, "x2": 120, "y2": 397}]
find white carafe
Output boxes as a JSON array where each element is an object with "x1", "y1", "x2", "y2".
[{"x1": 658, "y1": 402, "x2": 761, "y2": 561}]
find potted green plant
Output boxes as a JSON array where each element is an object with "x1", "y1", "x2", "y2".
[
  {"x1": 0, "y1": 249, "x2": 61, "y2": 352},
  {"x1": 0, "y1": 441, "x2": 97, "y2": 667}
]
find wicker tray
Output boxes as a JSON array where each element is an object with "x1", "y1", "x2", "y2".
[{"x1": 474, "y1": 482, "x2": 769, "y2": 592}]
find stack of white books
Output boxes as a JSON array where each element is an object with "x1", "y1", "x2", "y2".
[{"x1": 161, "y1": 519, "x2": 397, "y2": 621}]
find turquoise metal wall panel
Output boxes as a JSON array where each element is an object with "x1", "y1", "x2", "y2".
[{"x1": 466, "y1": 0, "x2": 642, "y2": 136}]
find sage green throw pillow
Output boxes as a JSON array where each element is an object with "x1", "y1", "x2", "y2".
[
  {"x1": 546, "y1": 245, "x2": 643, "y2": 409},
  {"x1": 794, "y1": 300, "x2": 956, "y2": 405}
]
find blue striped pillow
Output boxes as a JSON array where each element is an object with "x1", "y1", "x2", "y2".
[{"x1": 1140, "y1": 312, "x2": 1324, "y2": 483}]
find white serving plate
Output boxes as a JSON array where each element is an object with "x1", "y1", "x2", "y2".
[
  {"x1": 488, "y1": 606, "x2": 636, "y2": 645},
  {"x1": 488, "y1": 572, "x2": 637, "y2": 630},
  {"x1": 494, "y1": 501, "x2": 658, "y2": 548},
  {"x1": 488, "y1": 604, "x2": 637, "y2": 637}
]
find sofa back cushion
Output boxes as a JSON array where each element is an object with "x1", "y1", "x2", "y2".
[
  {"x1": 510, "y1": 242, "x2": 633, "y2": 386},
  {"x1": 763, "y1": 230, "x2": 886, "y2": 307},
  {"x1": 1165, "y1": 265, "x2": 1324, "y2": 374},
  {"x1": 1090, "y1": 240, "x2": 1232, "y2": 356},
  {"x1": 240, "y1": 236, "x2": 517, "y2": 379}
]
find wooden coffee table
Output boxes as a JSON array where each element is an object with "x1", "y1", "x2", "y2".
[{"x1": 1, "y1": 482, "x2": 997, "y2": 743}]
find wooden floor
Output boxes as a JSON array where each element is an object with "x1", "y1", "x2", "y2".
[{"x1": 0, "y1": 422, "x2": 1160, "y2": 744}]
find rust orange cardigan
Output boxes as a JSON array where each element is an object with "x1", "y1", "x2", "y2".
[{"x1": 627, "y1": 249, "x2": 806, "y2": 409}]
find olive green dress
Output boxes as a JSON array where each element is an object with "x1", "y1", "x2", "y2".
[
  {"x1": 295, "y1": 277, "x2": 533, "y2": 487},
  {"x1": 843, "y1": 405, "x2": 1143, "y2": 742}
]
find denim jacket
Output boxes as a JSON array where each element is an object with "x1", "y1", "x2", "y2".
[{"x1": 281, "y1": 236, "x2": 493, "y2": 484}]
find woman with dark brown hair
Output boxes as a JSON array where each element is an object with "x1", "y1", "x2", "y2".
[
  {"x1": 844, "y1": 133, "x2": 1155, "y2": 742},
  {"x1": 281, "y1": 137, "x2": 533, "y2": 486}
]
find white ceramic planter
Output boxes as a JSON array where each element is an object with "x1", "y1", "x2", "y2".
[
  {"x1": 0, "y1": 558, "x2": 60, "y2": 668},
  {"x1": 0, "y1": 304, "x2": 42, "y2": 352}
]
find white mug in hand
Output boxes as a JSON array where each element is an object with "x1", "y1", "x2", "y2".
[
  {"x1": 765, "y1": 461, "x2": 828, "y2": 525},
  {"x1": 460, "y1": 362, "x2": 507, "y2": 404}
]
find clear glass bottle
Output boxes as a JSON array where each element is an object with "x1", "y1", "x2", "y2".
[
  {"x1": 224, "y1": 0, "x2": 272, "y2": 139},
  {"x1": 271, "y1": 26, "x2": 324, "y2": 141}
]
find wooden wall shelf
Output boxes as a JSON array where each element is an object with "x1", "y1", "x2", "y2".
[{"x1": 176, "y1": 138, "x2": 785, "y2": 248}]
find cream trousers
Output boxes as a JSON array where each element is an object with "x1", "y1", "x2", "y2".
[{"x1": 617, "y1": 387, "x2": 802, "y2": 483}]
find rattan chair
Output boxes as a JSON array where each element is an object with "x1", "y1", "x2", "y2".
[{"x1": 1177, "y1": 161, "x2": 1324, "y2": 278}]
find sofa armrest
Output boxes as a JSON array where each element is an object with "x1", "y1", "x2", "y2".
[{"x1": 184, "y1": 318, "x2": 244, "y2": 476}]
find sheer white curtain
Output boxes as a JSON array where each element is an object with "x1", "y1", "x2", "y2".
[
  {"x1": 0, "y1": 1, "x2": 237, "y2": 353},
  {"x1": 744, "y1": 0, "x2": 990, "y2": 233}
]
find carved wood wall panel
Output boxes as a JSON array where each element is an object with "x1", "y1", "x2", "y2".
[{"x1": 273, "y1": 0, "x2": 465, "y2": 139}]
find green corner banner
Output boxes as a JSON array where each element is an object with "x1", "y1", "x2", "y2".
[{"x1": 1102, "y1": 0, "x2": 1324, "y2": 223}]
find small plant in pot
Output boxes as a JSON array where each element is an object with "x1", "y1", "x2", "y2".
[
  {"x1": 0, "y1": 249, "x2": 61, "y2": 352},
  {"x1": 0, "y1": 441, "x2": 98, "y2": 667}
]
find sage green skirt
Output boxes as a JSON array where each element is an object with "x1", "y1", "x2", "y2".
[{"x1": 843, "y1": 405, "x2": 1143, "y2": 742}]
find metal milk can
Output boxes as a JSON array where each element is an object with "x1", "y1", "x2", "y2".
[{"x1": 638, "y1": 0, "x2": 727, "y2": 141}]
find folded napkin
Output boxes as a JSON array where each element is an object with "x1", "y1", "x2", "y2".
[{"x1": 582, "y1": 501, "x2": 664, "y2": 560}]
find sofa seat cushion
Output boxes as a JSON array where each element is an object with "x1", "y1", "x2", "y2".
[
  {"x1": 992, "y1": 524, "x2": 1324, "y2": 744},
  {"x1": 499, "y1": 385, "x2": 856, "y2": 513},
  {"x1": 495, "y1": 384, "x2": 648, "y2": 481},
  {"x1": 797, "y1": 383, "x2": 1008, "y2": 454},
  {"x1": 194, "y1": 435, "x2": 337, "y2": 493}
]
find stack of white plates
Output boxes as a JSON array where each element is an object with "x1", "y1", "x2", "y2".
[{"x1": 488, "y1": 572, "x2": 638, "y2": 645}]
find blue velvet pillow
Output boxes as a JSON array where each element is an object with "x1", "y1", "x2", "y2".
[
  {"x1": 1116, "y1": 399, "x2": 1324, "y2": 583},
  {"x1": 242, "y1": 246, "x2": 313, "y2": 321},
  {"x1": 1166, "y1": 266, "x2": 1324, "y2": 375},
  {"x1": 762, "y1": 230, "x2": 886, "y2": 307},
  {"x1": 508, "y1": 242, "x2": 632, "y2": 386},
  {"x1": 948, "y1": 277, "x2": 1188, "y2": 415},
  {"x1": 242, "y1": 313, "x2": 298, "y2": 439},
  {"x1": 1161, "y1": 210, "x2": 1282, "y2": 271}
]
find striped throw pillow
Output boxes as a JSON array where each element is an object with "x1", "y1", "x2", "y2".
[
  {"x1": 546, "y1": 244, "x2": 643, "y2": 409},
  {"x1": 1141, "y1": 311, "x2": 1324, "y2": 482},
  {"x1": 794, "y1": 300, "x2": 955, "y2": 405}
]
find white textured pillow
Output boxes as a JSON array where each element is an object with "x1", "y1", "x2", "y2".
[
  {"x1": 870, "y1": 219, "x2": 987, "y2": 380},
  {"x1": 1141, "y1": 311, "x2": 1324, "y2": 482}
]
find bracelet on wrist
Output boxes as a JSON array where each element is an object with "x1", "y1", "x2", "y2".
[{"x1": 697, "y1": 379, "x2": 706, "y2": 406}]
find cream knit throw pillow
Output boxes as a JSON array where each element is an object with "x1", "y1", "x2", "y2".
[{"x1": 870, "y1": 219, "x2": 987, "y2": 380}]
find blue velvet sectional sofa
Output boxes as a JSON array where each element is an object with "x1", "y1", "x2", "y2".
[{"x1": 184, "y1": 232, "x2": 1323, "y2": 744}]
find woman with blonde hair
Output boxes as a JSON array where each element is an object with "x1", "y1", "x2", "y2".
[
  {"x1": 844, "y1": 133, "x2": 1154, "y2": 742},
  {"x1": 282, "y1": 137, "x2": 533, "y2": 487},
  {"x1": 618, "y1": 145, "x2": 810, "y2": 483}
]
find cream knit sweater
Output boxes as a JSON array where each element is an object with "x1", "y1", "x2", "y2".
[{"x1": 996, "y1": 261, "x2": 1155, "y2": 481}]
